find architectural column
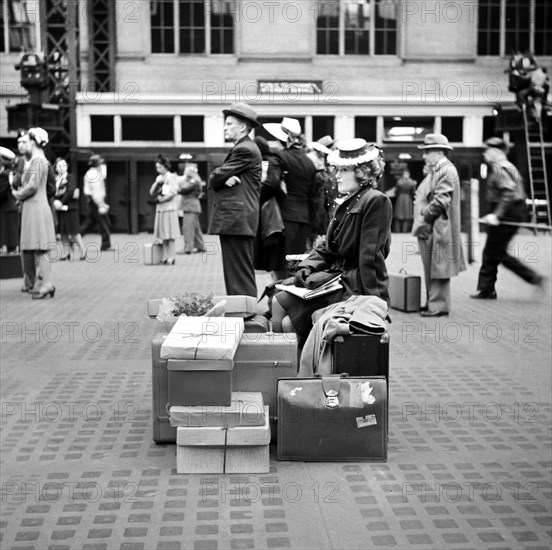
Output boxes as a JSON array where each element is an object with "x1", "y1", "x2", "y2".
[
  {"x1": 334, "y1": 115, "x2": 355, "y2": 141},
  {"x1": 463, "y1": 116, "x2": 484, "y2": 146}
]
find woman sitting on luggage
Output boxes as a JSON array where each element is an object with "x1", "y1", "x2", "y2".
[{"x1": 271, "y1": 139, "x2": 393, "y2": 351}]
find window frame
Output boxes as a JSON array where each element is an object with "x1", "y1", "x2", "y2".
[
  {"x1": 150, "y1": 0, "x2": 235, "y2": 56},
  {"x1": 1, "y1": 0, "x2": 40, "y2": 54},
  {"x1": 316, "y1": 0, "x2": 398, "y2": 57},
  {"x1": 478, "y1": 0, "x2": 550, "y2": 57}
]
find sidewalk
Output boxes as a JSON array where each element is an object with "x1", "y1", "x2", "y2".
[{"x1": 1, "y1": 231, "x2": 551, "y2": 550}]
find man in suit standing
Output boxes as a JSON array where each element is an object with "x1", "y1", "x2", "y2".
[{"x1": 208, "y1": 102, "x2": 262, "y2": 297}]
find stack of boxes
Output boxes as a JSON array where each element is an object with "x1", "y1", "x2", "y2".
[{"x1": 159, "y1": 316, "x2": 271, "y2": 474}]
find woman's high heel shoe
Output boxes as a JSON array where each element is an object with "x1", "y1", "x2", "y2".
[
  {"x1": 165, "y1": 257, "x2": 175, "y2": 265},
  {"x1": 31, "y1": 287, "x2": 56, "y2": 299}
]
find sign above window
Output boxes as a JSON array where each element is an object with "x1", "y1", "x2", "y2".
[{"x1": 257, "y1": 81, "x2": 324, "y2": 95}]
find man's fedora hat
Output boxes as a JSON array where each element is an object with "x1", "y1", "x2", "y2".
[
  {"x1": 484, "y1": 137, "x2": 508, "y2": 152},
  {"x1": 0, "y1": 146, "x2": 16, "y2": 161},
  {"x1": 222, "y1": 102, "x2": 260, "y2": 128},
  {"x1": 418, "y1": 133, "x2": 454, "y2": 150},
  {"x1": 327, "y1": 138, "x2": 381, "y2": 167},
  {"x1": 263, "y1": 117, "x2": 302, "y2": 142}
]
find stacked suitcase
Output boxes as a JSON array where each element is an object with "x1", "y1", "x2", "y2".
[
  {"x1": 156, "y1": 315, "x2": 274, "y2": 474},
  {"x1": 152, "y1": 331, "x2": 298, "y2": 445}
]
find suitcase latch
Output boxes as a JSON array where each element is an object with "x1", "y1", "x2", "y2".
[{"x1": 325, "y1": 389, "x2": 339, "y2": 408}]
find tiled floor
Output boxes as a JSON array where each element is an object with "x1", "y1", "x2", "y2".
[{"x1": 1, "y1": 231, "x2": 550, "y2": 549}]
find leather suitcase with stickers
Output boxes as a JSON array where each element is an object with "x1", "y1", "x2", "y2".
[{"x1": 277, "y1": 375, "x2": 387, "y2": 462}]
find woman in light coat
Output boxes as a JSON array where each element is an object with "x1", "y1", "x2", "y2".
[
  {"x1": 12, "y1": 127, "x2": 56, "y2": 298},
  {"x1": 150, "y1": 154, "x2": 180, "y2": 265}
]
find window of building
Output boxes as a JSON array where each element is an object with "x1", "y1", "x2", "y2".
[
  {"x1": 181, "y1": 116, "x2": 204, "y2": 142},
  {"x1": 383, "y1": 117, "x2": 433, "y2": 143},
  {"x1": 478, "y1": 0, "x2": 551, "y2": 56},
  {"x1": 1, "y1": 0, "x2": 38, "y2": 53},
  {"x1": 122, "y1": 116, "x2": 174, "y2": 141},
  {"x1": 483, "y1": 116, "x2": 499, "y2": 142},
  {"x1": 91, "y1": 115, "x2": 115, "y2": 142},
  {"x1": 150, "y1": 0, "x2": 235, "y2": 54},
  {"x1": 355, "y1": 116, "x2": 377, "y2": 143},
  {"x1": 441, "y1": 117, "x2": 463, "y2": 143},
  {"x1": 312, "y1": 116, "x2": 335, "y2": 141},
  {"x1": 317, "y1": 0, "x2": 397, "y2": 56}
]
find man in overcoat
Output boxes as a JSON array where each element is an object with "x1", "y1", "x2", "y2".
[
  {"x1": 415, "y1": 133, "x2": 466, "y2": 316},
  {"x1": 208, "y1": 102, "x2": 262, "y2": 297}
]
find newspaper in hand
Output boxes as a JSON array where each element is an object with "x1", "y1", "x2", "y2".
[{"x1": 275, "y1": 274, "x2": 342, "y2": 300}]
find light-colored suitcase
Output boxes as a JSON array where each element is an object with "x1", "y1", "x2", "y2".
[
  {"x1": 144, "y1": 243, "x2": 163, "y2": 265},
  {"x1": 388, "y1": 269, "x2": 421, "y2": 312}
]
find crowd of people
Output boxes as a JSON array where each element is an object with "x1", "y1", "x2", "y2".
[{"x1": 0, "y1": 102, "x2": 545, "y2": 315}]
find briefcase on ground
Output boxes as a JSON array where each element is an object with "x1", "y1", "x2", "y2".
[
  {"x1": 332, "y1": 333, "x2": 389, "y2": 381},
  {"x1": 388, "y1": 270, "x2": 421, "y2": 312},
  {"x1": 277, "y1": 375, "x2": 387, "y2": 462}
]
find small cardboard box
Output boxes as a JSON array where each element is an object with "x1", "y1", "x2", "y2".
[
  {"x1": 160, "y1": 317, "x2": 244, "y2": 360},
  {"x1": 167, "y1": 359, "x2": 233, "y2": 407},
  {"x1": 169, "y1": 391, "x2": 265, "y2": 428},
  {"x1": 176, "y1": 407, "x2": 271, "y2": 474}
]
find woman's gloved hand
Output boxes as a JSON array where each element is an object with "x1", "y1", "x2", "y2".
[{"x1": 294, "y1": 267, "x2": 313, "y2": 287}]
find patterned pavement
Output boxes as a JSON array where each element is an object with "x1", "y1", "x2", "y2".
[{"x1": 0, "y1": 230, "x2": 551, "y2": 550}]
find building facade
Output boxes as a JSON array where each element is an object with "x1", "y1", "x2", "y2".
[{"x1": 1, "y1": 0, "x2": 550, "y2": 233}]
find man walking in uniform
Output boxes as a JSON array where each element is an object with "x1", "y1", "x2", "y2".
[
  {"x1": 208, "y1": 102, "x2": 262, "y2": 297},
  {"x1": 471, "y1": 137, "x2": 545, "y2": 299}
]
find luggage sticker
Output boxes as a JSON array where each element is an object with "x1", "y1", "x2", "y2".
[
  {"x1": 350, "y1": 381, "x2": 377, "y2": 408},
  {"x1": 360, "y1": 381, "x2": 376, "y2": 405},
  {"x1": 356, "y1": 414, "x2": 377, "y2": 428},
  {"x1": 289, "y1": 387, "x2": 302, "y2": 396}
]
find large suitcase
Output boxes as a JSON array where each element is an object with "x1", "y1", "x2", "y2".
[
  {"x1": 388, "y1": 270, "x2": 421, "y2": 312},
  {"x1": 233, "y1": 333, "x2": 298, "y2": 424},
  {"x1": 332, "y1": 333, "x2": 389, "y2": 382},
  {"x1": 152, "y1": 332, "x2": 298, "y2": 443},
  {"x1": 277, "y1": 375, "x2": 387, "y2": 462}
]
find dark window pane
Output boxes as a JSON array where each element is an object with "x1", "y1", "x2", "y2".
[
  {"x1": 355, "y1": 116, "x2": 377, "y2": 143},
  {"x1": 181, "y1": 116, "x2": 204, "y2": 141},
  {"x1": 122, "y1": 116, "x2": 173, "y2": 141},
  {"x1": 316, "y1": 1, "x2": 339, "y2": 55},
  {"x1": 477, "y1": 1, "x2": 501, "y2": 55},
  {"x1": 150, "y1": 0, "x2": 174, "y2": 53},
  {"x1": 312, "y1": 116, "x2": 335, "y2": 140},
  {"x1": 441, "y1": 117, "x2": 463, "y2": 142},
  {"x1": 91, "y1": 116, "x2": 114, "y2": 142},
  {"x1": 482, "y1": 116, "x2": 497, "y2": 142}
]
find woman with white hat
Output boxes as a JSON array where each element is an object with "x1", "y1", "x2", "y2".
[
  {"x1": 12, "y1": 127, "x2": 56, "y2": 299},
  {"x1": 272, "y1": 138, "x2": 393, "y2": 350}
]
